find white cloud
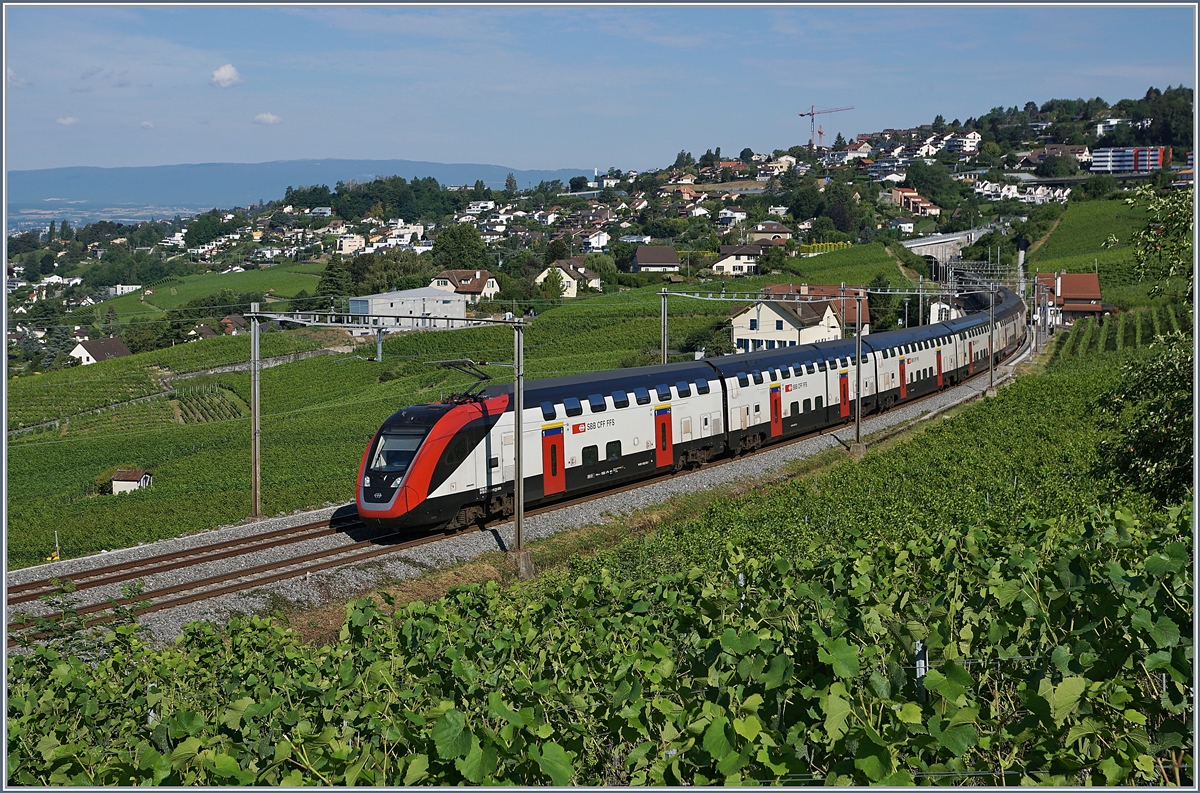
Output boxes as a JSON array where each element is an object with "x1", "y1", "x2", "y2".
[
  {"x1": 141, "y1": 121, "x2": 154, "y2": 129},
  {"x1": 253, "y1": 112, "x2": 281, "y2": 125},
  {"x1": 210, "y1": 63, "x2": 242, "y2": 88},
  {"x1": 7, "y1": 67, "x2": 29, "y2": 86},
  {"x1": 56, "y1": 117, "x2": 79, "y2": 126}
]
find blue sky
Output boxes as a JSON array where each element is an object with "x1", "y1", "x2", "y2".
[{"x1": 4, "y1": 5, "x2": 1195, "y2": 172}]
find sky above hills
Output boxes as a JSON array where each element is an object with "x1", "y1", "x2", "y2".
[{"x1": 5, "y1": 5, "x2": 1195, "y2": 172}]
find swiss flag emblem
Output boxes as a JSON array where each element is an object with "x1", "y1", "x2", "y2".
[{"x1": 572, "y1": 423, "x2": 586, "y2": 434}]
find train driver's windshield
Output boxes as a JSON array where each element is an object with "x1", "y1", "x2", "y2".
[{"x1": 370, "y1": 430, "x2": 429, "y2": 474}]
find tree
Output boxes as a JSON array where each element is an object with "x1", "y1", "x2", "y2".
[
  {"x1": 48, "y1": 221, "x2": 56, "y2": 242},
  {"x1": 316, "y1": 259, "x2": 353, "y2": 298},
  {"x1": 504, "y1": 173, "x2": 518, "y2": 198},
  {"x1": 569, "y1": 176, "x2": 589, "y2": 192},
  {"x1": 1105, "y1": 184, "x2": 1193, "y2": 298},
  {"x1": 672, "y1": 150, "x2": 695, "y2": 169},
  {"x1": 123, "y1": 323, "x2": 159, "y2": 354},
  {"x1": 833, "y1": 132, "x2": 847, "y2": 150},
  {"x1": 758, "y1": 245, "x2": 787, "y2": 272},
  {"x1": 102, "y1": 306, "x2": 119, "y2": 338},
  {"x1": 544, "y1": 239, "x2": 569, "y2": 267},
  {"x1": 1034, "y1": 154, "x2": 1079, "y2": 178},
  {"x1": 932, "y1": 114, "x2": 946, "y2": 133},
  {"x1": 827, "y1": 202, "x2": 854, "y2": 233},
  {"x1": 539, "y1": 266, "x2": 564, "y2": 299},
  {"x1": 790, "y1": 185, "x2": 824, "y2": 220},
  {"x1": 431, "y1": 223, "x2": 489, "y2": 271},
  {"x1": 1094, "y1": 333, "x2": 1192, "y2": 503},
  {"x1": 739, "y1": 147, "x2": 755, "y2": 163}
]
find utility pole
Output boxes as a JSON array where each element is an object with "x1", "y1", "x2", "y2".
[
  {"x1": 509, "y1": 319, "x2": 533, "y2": 579},
  {"x1": 986, "y1": 288, "x2": 997, "y2": 398},
  {"x1": 903, "y1": 298, "x2": 910, "y2": 328},
  {"x1": 376, "y1": 328, "x2": 383, "y2": 362},
  {"x1": 250, "y1": 309, "x2": 262, "y2": 518},
  {"x1": 917, "y1": 275, "x2": 923, "y2": 327},
  {"x1": 849, "y1": 293, "x2": 867, "y2": 459},
  {"x1": 661, "y1": 288, "x2": 669, "y2": 364}
]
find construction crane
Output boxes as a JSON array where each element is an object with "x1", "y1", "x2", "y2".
[{"x1": 798, "y1": 104, "x2": 854, "y2": 151}]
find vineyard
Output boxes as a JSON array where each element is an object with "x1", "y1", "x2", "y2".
[
  {"x1": 6, "y1": 328, "x2": 341, "y2": 431},
  {"x1": 1054, "y1": 304, "x2": 1192, "y2": 359},
  {"x1": 6, "y1": 350, "x2": 1191, "y2": 785},
  {"x1": 174, "y1": 385, "x2": 248, "y2": 425},
  {"x1": 101, "y1": 262, "x2": 324, "y2": 314}
]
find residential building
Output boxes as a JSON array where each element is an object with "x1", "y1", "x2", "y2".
[
  {"x1": 750, "y1": 221, "x2": 793, "y2": 242},
  {"x1": 1090, "y1": 147, "x2": 1171, "y2": 173},
  {"x1": 768, "y1": 206, "x2": 789, "y2": 217},
  {"x1": 429, "y1": 270, "x2": 500, "y2": 303},
  {"x1": 311, "y1": 207, "x2": 333, "y2": 217},
  {"x1": 111, "y1": 469, "x2": 153, "y2": 494},
  {"x1": 580, "y1": 229, "x2": 610, "y2": 252},
  {"x1": 535, "y1": 257, "x2": 602, "y2": 298},
  {"x1": 711, "y1": 255, "x2": 757, "y2": 276},
  {"x1": 888, "y1": 217, "x2": 915, "y2": 234},
  {"x1": 762, "y1": 283, "x2": 870, "y2": 333},
  {"x1": 620, "y1": 235, "x2": 652, "y2": 245},
  {"x1": 730, "y1": 299, "x2": 842, "y2": 351},
  {"x1": 943, "y1": 131, "x2": 982, "y2": 153},
  {"x1": 348, "y1": 287, "x2": 468, "y2": 330},
  {"x1": 718, "y1": 206, "x2": 748, "y2": 225},
  {"x1": 1095, "y1": 117, "x2": 1151, "y2": 137},
  {"x1": 891, "y1": 187, "x2": 941, "y2": 217},
  {"x1": 466, "y1": 200, "x2": 496, "y2": 214},
  {"x1": 336, "y1": 234, "x2": 366, "y2": 255},
  {"x1": 220, "y1": 315, "x2": 247, "y2": 335},
  {"x1": 631, "y1": 245, "x2": 680, "y2": 273},
  {"x1": 107, "y1": 284, "x2": 141, "y2": 297},
  {"x1": 68, "y1": 337, "x2": 132, "y2": 366}
]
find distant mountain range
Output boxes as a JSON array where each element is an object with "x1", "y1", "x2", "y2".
[{"x1": 6, "y1": 158, "x2": 594, "y2": 226}]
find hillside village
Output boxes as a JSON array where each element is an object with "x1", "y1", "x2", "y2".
[{"x1": 6, "y1": 86, "x2": 1193, "y2": 376}]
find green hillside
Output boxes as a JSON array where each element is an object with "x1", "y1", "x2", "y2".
[{"x1": 100, "y1": 261, "x2": 324, "y2": 314}]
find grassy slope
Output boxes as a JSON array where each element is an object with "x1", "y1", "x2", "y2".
[
  {"x1": 102, "y1": 262, "x2": 323, "y2": 315},
  {"x1": 6, "y1": 250, "x2": 917, "y2": 567}
]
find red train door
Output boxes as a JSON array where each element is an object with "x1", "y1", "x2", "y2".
[
  {"x1": 769, "y1": 384, "x2": 782, "y2": 437},
  {"x1": 968, "y1": 341, "x2": 974, "y2": 375},
  {"x1": 899, "y1": 359, "x2": 907, "y2": 400},
  {"x1": 655, "y1": 406, "x2": 673, "y2": 468},
  {"x1": 936, "y1": 349, "x2": 943, "y2": 387},
  {"x1": 541, "y1": 424, "x2": 565, "y2": 496},
  {"x1": 838, "y1": 371, "x2": 850, "y2": 418}
]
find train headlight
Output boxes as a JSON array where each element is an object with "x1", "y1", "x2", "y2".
[
  {"x1": 363, "y1": 476, "x2": 370, "y2": 487},
  {"x1": 391, "y1": 478, "x2": 402, "y2": 488}
]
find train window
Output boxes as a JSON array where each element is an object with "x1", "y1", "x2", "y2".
[
  {"x1": 790, "y1": 401, "x2": 799, "y2": 417},
  {"x1": 815, "y1": 396, "x2": 824, "y2": 409},
  {"x1": 612, "y1": 391, "x2": 630, "y2": 409},
  {"x1": 551, "y1": 445, "x2": 558, "y2": 476},
  {"x1": 634, "y1": 387, "x2": 651, "y2": 405},
  {"x1": 752, "y1": 371, "x2": 764, "y2": 385},
  {"x1": 606, "y1": 440, "x2": 621, "y2": 461},
  {"x1": 860, "y1": 354, "x2": 868, "y2": 364},
  {"x1": 675, "y1": 380, "x2": 691, "y2": 398},
  {"x1": 541, "y1": 401, "x2": 557, "y2": 421},
  {"x1": 588, "y1": 394, "x2": 607, "y2": 413},
  {"x1": 803, "y1": 398, "x2": 812, "y2": 413},
  {"x1": 489, "y1": 456, "x2": 499, "y2": 469},
  {"x1": 817, "y1": 361, "x2": 827, "y2": 372},
  {"x1": 737, "y1": 373, "x2": 749, "y2": 388},
  {"x1": 791, "y1": 363, "x2": 803, "y2": 376},
  {"x1": 660, "y1": 423, "x2": 668, "y2": 451},
  {"x1": 839, "y1": 358, "x2": 849, "y2": 369},
  {"x1": 564, "y1": 397, "x2": 583, "y2": 417},
  {"x1": 656, "y1": 384, "x2": 672, "y2": 401},
  {"x1": 780, "y1": 367, "x2": 791, "y2": 380},
  {"x1": 582, "y1": 445, "x2": 599, "y2": 466},
  {"x1": 881, "y1": 349, "x2": 889, "y2": 359},
  {"x1": 695, "y1": 380, "x2": 711, "y2": 395}
]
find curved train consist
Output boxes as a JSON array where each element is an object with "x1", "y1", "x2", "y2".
[{"x1": 358, "y1": 286, "x2": 1026, "y2": 530}]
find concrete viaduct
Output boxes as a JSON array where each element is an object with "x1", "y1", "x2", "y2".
[{"x1": 899, "y1": 227, "x2": 993, "y2": 268}]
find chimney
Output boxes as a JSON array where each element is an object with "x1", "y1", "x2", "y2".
[{"x1": 475, "y1": 270, "x2": 480, "y2": 280}]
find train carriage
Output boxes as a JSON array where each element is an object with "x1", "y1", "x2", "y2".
[{"x1": 358, "y1": 284, "x2": 1028, "y2": 531}]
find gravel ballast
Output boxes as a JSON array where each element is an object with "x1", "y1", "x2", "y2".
[{"x1": 7, "y1": 354, "x2": 1026, "y2": 645}]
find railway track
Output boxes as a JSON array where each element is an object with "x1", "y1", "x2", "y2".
[{"x1": 8, "y1": 337, "x2": 1029, "y2": 646}]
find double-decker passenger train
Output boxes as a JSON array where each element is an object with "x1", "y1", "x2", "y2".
[{"x1": 358, "y1": 285, "x2": 1026, "y2": 530}]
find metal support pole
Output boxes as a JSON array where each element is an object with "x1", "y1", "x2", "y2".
[
  {"x1": 850, "y1": 294, "x2": 866, "y2": 459},
  {"x1": 510, "y1": 319, "x2": 533, "y2": 579},
  {"x1": 250, "y1": 310, "x2": 262, "y2": 518},
  {"x1": 660, "y1": 288, "x2": 668, "y2": 365},
  {"x1": 917, "y1": 275, "x2": 923, "y2": 327},
  {"x1": 376, "y1": 328, "x2": 383, "y2": 362}
]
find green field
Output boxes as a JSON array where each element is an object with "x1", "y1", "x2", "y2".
[
  {"x1": 101, "y1": 261, "x2": 324, "y2": 315},
  {"x1": 8, "y1": 350, "x2": 1190, "y2": 785}
]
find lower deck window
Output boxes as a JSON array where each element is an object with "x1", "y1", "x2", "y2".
[
  {"x1": 582, "y1": 445, "x2": 599, "y2": 466},
  {"x1": 606, "y1": 440, "x2": 621, "y2": 461}
]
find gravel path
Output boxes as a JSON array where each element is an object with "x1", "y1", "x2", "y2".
[{"x1": 8, "y1": 351, "x2": 1027, "y2": 645}]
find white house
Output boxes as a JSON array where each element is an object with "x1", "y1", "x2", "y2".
[
  {"x1": 69, "y1": 337, "x2": 132, "y2": 366},
  {"x1": 711, "y1": 255, "x2": 757, "y2": 276},
  {"x1": 429, "y1": 270, "x2": 500, "y2": 303},
  {"x1": 535, "y1": 258, "x2": 602, "y2": 298},
  {"x1": 768, "y1": 206, "x2": 790, "y2": 217},
  {"x1": 466, "y1": 200, "x2": 496, "y2": 214},
  {"x1": 107, "y1": 284, "x2": 142, "y2": 297},
  {"x1": 718, "y1": 207, "x2": 748, "y2": 225},
  {"x1": 631, "y1": 245, "x2": 680, "y2": 273},
  {"x1": 730, "y1": 300, "x2": 842, "y2": 352},
  {"x1": 580, "y1": 229, "x2": 610, "y2": 252},
  {"x1": 336, "y1": 235, "x2": 365, "y2": 255},
  {"x1": 311, "y1": 207, "x2": 333, "y2": 217}
]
